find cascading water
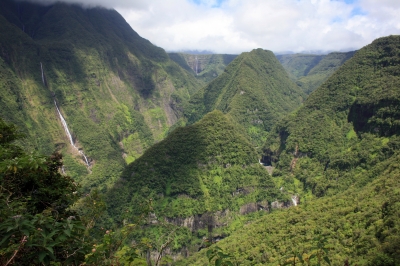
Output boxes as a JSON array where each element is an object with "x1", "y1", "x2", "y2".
[
  {"x1": 195, "y1": 56, "x2": 198, "y2": 76},
  {"x1": 40, "y1": 62, "x2": 45, "y2": 86},
  {"x1": 291, "y1": 195, "x2": 298, "y2": 206},
  {"x1": 54, "y1": 100, "x2": 90, "y2": 167}
]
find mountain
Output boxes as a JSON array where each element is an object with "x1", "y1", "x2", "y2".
[
  {"x1": 264, "y1": 35, "x2": 400, "y2": 196},
  {"x1": 168, "y1": 53, "x2": 237, "y2": 84},
  {"x1": 277, "y1": 51, "x2": 354, "y2": 94},
  {"x1": 107, "y1": 110, "x2": 281, "y2": 221},
  {"x1": 177, "y1": 35, "x2": 400, "y2": 265},
  {"x1": 0, "y1": 0, "x2": 202, "y2": 190},
  {"x1": 106, "y1": 110, "x2": 284, "y2": 255},
  {"x1": 187, "y1": 48, "x2": 305, "y2": 146}
]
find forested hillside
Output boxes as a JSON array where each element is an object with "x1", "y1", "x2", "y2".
[
  {"x1": 177, "y1": 35, "x2": 400, "y2": 265},
  {"x1": 0, "y1": 0, "x2": 201, "y2": 190},
  {"x1": 107, "y1": 110, "x2": 282, "y2": 221},
  {"x1": 277, "y1": 51, "x2": 354, "y2": 94},
  {"x1": 188, "y1": 48, "x2": 305, "y2": 146}
]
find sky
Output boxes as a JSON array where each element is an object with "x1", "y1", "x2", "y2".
[{"x1": 25, "y1": 0, "x2": 400, "y2": 54}]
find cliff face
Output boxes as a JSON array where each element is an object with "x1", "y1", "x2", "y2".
[{"x1": 168, "y1": 53, "x2": 238, "y2": 84}]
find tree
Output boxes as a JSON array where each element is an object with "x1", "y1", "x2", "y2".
[{"x1": 0, "y1": 118, "x2": 89, "y2": 265}]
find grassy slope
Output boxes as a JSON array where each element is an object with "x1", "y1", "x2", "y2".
[
  {"x1": 0, "y1": 0, "x2": 202, "y2": 190},
  {"x1": 178, "y1": 34, "x2": 400, "y2": 266},
  {"x1": 188, "y1": 49, "x2": 305, "y2": 146}
]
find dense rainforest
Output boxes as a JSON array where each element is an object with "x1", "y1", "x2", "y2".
[{"x1": 1, "y1": 0, "x2": 400, "y2": 265}]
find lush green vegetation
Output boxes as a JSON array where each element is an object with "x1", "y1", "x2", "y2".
[
  {"x1": 107, "y1": 110, "x2": 282, "y2": 221},
  {"x1": 265, "y1": 35, "x2": 400, "y2": 197},
  {"x1": 0, "y1": 118, "x2": 187, "y2": 265},
  {"x1": 177, "y1": 152, "x2": 400, "y2": 265},
  {"x1": 177, "y1": 35, "x2": 400, "y2": 266},
  {"x1": 0, "y1": 118, "x2": 89, "y2": 265},
  {"x1": 2, "y1": 1, "x2": 400, "y2": 265},
  {"x1": 187, "y1": 49, "x2": 305, "y2": 146},
  {"x1": 277, "y1": 52, "x2": 354, "y2": 94},
  {"x1": 168, "y1": 53, "x2": 238, "y2": 84},
  {"x1": 0, "y1": 0, "x2": 202, "y2": 191}
]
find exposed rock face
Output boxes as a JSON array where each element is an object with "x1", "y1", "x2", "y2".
[
  {"x1": 167, "y1": 201, "x2": 272, "y2": 230},
  {"x1": 166, "y1": 211, "x2": 227, "y2": 232},
  {"x1": 239, "y1": 200, "x2": 269, "y2": 215}
]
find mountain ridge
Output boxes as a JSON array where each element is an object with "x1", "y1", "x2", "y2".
[{"x1": 0, "y1": 0, "x2": 202, "y2": 190}]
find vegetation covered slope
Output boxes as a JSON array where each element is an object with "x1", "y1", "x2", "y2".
[
  {"x1": 168, "y1": 53, "x2": 237, "y2": 84},
  {"x1": 178, "y1": 152, "x2": 400, "y2": 265},
  {"x1": 277, "y1": 51, "x2": 354, "y2": 94},
  {"x1": 178, "y1": 34, "x2": 400, "y2": 266},
  {"x1": 188, "y1": 49, "x2": 305, "y2": 146},
  {"x1": 264, "y1": 35, "x2": 400, "y2": 197},
  {"x1": 107, "y1": 110, "x2": 281, "y2": 222},
  {"x1": 0, "y1": 0, "x2": 201, "y2": 190}
]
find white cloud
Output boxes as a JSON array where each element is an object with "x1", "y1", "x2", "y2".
[{"x1": 23, "y1": 0, "x2": 400, "y2": 53}]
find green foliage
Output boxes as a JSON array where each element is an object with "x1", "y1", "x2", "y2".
[
  {"x1": 187, "y1": 48, "x2": 305, "y2": 146},
  {"x1": 207, "y1": 246, "x2": 235, "y2": 266},
  {"x1": 264, "y1": 35, "x2": 400, "y2": 197},
  {"x1": 178, "y1": 152, "x2": 400, "y2": 265},
  {"x1": 107, "y1": 110, "x2": 281, "y2": 222},
  {"x1": 0, "y1": 117, "x2": 90, "y2": 265}
]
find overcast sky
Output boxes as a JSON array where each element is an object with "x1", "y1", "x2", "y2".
[{"x1": 26, "y1": 0, "x2": 400, "y2": 54}]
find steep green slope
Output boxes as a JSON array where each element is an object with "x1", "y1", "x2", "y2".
[
  {"x1": 107, "y1": 110, "x2": 281, "y2": 222},
  {"x1": 277, "y1": 52, "x2": 354, "y2": 94},
  {"x1": 168, "y1": 53, "x2": 237, "y2": 84},
  {"x1": 0, "y1": 0, "x2": 201, "y2": 190},
  {"x1": 264, "y1": 35, "x2": 400, "y2": 197},
  {"x1": 188, "y1": 49, "x2": 305, "y2": 146},
  {"x1": 178, "y1": 34, "x2": 400, "y2": 266}
]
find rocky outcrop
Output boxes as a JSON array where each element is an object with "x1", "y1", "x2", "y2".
[
  {"x1": 239, "y1": 200, "x2": 269, "y2": 215},
  {"x1": 271, "y1": 195, "x2": 300, "y2": 209},
  {"x1": 167, "y1": 200, "x2": 273, "y2": 230}
]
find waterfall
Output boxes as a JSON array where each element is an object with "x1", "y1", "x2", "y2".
[
  {"x1": 291, "y1": 195, "x2": 298, "y2": 206},
  {"x1": 54, "y1": 100, "x2": 90, "y2": 167},
  {"x1": 195, "y1": 56, "x2": 198, "y2": 76},
  {"x1": 40, "y1": 62, "x2": 45, "y2": 86}
]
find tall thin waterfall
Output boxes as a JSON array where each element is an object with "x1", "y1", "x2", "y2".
[
  {"x1": 40, "y1": 62, "x2": 45, "y2": 86},
  {"x1": 195, "y1": 56, "x2": 198, "y2": 76},
  {"x1": 54, "y1": 100, "x2": 90, "y2": 167}
]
